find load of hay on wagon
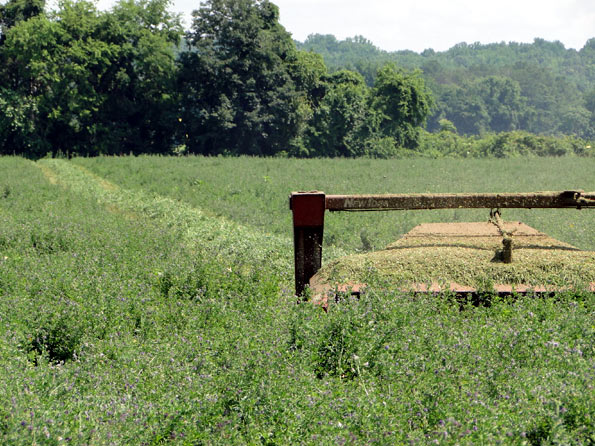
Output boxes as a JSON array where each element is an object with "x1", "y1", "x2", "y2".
[
  {"x1": 290, "y1": 190, "x2": 595, "y2": 302},
  {"x1": 309, "y1": 221, "x2": 595, "y2": 300}
]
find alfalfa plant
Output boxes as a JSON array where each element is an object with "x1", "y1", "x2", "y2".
[
  {"x1": 311, "y1": 293, "x2": 395, "y2": 380},
  {"x1": 24, "y1": 309, "x2": 84, "y2": 364}
]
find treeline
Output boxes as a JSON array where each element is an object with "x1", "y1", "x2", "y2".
[
  {"x1": 1, "y1": 0, "x2": 593, "y2": 159},
  {"x1": 299, "y1": 35, "x2": 595, "y2": 139},
  {"x1": 0, "y1": 0, "x2": 432, "y2": 158}
]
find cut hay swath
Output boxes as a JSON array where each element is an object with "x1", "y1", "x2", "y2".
[
  {"x1": 289, "y1": 191, "x2": 595, "y2": 303},
  {"x1": 36, "y1": 160, "x2": 325, "y2": 276}
]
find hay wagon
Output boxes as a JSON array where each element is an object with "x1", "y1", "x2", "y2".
[{"x1": 289, "y1": 190, "x2": 595, "y2": 300}]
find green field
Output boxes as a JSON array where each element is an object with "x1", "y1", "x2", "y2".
[
  {"x1": 73, "y1": 156, "x2": 595, "y2": 252},
  {"x1": 1, "y1": 156, "x2": 594, "y2": 444}
]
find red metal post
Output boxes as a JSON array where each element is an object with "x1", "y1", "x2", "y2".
[{"x1": 289, "y1": 192, "x2": 326, "y2": 297}]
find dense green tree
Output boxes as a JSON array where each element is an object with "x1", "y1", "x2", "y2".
[
  {"x1": 2, "y1": 0, "x2": 591, "y2": 158},
  {"x1": 438, "y1": 118, "x2": 457, "y2": 133},
  {"x1": 303, "y1": 70, "x2": 370, "y2": 157},
  {"x1": 0, "y1": 0, "x2": 182, "y2": 156},
  {"x1": 558, "y1": 106, "x2": 593, "y2": 139},
  {"x1": 429, "y1": 76, "x2": 526, "y2": 135},
  {"x1": 298, "y1": 35, "x2": 594, "y2": 138},
  {"x1": 0, "y1": 0, "x2": 46, "y2": 152},
  {"x1": 472, "y1": 76, "x2": 524, "y2": 132},
  {"x1": 585, "y1": 89, "x2": 595, "y2": 114},
  {"x1": 585, "y1": 89, "x2": 595, "y2": 141},
  {"x1": 285, "y1": 50, "x2": 328, "y2": 155},
  {"x1": 369, "y1": 64, "x2": 433, "y2": 149},
  {"x1": 178, "y1": 0, "x2": 302, "y2": 156},
  {"x1": 580, "y1": 39, "x2": 595, "y2": 84},
  {"x1": 0, "y1": 85, "x2": 37, "y2": 154},
  {"x1": 0, "y1": 10, "x2": 87, "y2": 156},
  {"x1": 431, "y1": 84, "x2": 489, "y2": 135},
  {"x1": 0, "y1": 0, "x2": 44, "y2": 44},
  {"x1": 289, "y1": 50, "x2": 327, "y2": 108},
  {"x1": 94, "y1": 0, "x2": 183, "y2": 154},
  {"x1": 505, "y1": 61, "x2": 578, "y2": 134}
]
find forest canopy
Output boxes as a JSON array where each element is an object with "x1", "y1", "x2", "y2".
[
  {"x1": 0, "y1": 0, "x2": 593, "y2": 158},
  {"x1": 299, "y1": 34, "x2": 595, "y2": 140}
]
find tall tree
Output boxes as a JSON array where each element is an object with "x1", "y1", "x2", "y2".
[
  {"x1": 179, "y1": 0, "x2": 302, "y2": 156},
  {"x1": 299, "y1": 35, "x2": 595, "y2": 139},
  {"x1": 369, "y1": 64, "x2": 433, "y2": 149},
  {"x1": 286, "y1": 49, "x2": 328, "y2": 156},
  {"x1": 430, "y1": 84, "x2": 489, "y2": 135},
  {"x1": 0, "y1": 0, "x2": 46, "y2": 153},
  {"x1": 0, "y1": 0, "x2": 182, "y2": 156},
  {"x1": 304, "y1": 70, "x2": 370, "y2": 157},
  {"x1": 473, "y1": 76, "x2": 524, "y2": 132},
  {"x1": 95, "y1": 0, "x2": 182, "y2": 154}
]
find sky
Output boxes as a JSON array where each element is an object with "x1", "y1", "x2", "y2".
[{"x1": 95, "y1": 0, "x2": 595, "y2": 53}]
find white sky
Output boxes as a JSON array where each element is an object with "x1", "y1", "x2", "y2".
[{"x1": 94, "y1": 0, "x2": 595, "y2": 53}]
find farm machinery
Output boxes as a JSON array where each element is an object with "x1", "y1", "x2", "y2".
[{"x1": 289, "y1": 190, "x2": 595, "y2": 300}]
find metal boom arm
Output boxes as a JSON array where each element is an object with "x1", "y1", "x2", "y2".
[{"x1": 325, "y1": 190, "x2": 595, "y2": 211}]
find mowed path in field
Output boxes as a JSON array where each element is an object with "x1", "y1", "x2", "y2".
[
  {"x1": 36, "y1": 159, "x2": 300, "y2": 277},
  {"x1": 72, "y1": 156, "x2": 595, "y2": 254}
]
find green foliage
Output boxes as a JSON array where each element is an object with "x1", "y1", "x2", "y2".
[
  {"x1": 585, "y1": 88, "x2": 595, "y2": 114},
  {"x1": 0, "y1": 0, "x2": 438, "y2": 158},
  {"x1": 473, "y1": 76, "x2": 524, "y2": 132},
  {"x1": 0, "y1": 87, "x2": 38, "y2": 154},
  {"x1": 96, "y1": 0, "x2": 183, "y2": 155},
  {"x1": 285, "y1": 50, "x2": 328, "y2": 156},
  {"x1": 428, "y1": 76, "x2": 526, "y2": 136},
  {"x1": 478, "y1": 131, "x2": 589, "y2": 158},
  {"x1": 361, "y1": 135, "x2": 403, "y2": 158},
  {"x1": 417, "y1": 130, "x2": 594, "y2": 159},
  {"x1": 302, "y1": 70, "x2": 370, "y2": 157},
  {"x1": 438, "y1": 118, "x2": 457, "y2": 133},
  {"x1": 432, "y1": 84, "x2": 491, "y2": 135},
  {"x1": 370, "y1": 63, "x2": 433, "y2": 149},
  {"x1": 178, "y1": 0, "x2": 302, "y2": 156},
  {"x1": 0, "y1": 0, "x2": 593, "y2": 159},
  {"x1": 289, "y1": 50, "x2": 327, "y2": 108},
  {"x1": 298, "y1": 34, "x2": 392, "y2": 85},
  {"x1": 417, "y1": 127, "x2": 479, "y2": 157},
  {"x1": 299, "y1": 35, "x2": 595, "y2": 139},
  {"x1": 558, "y1": 105, "x2": 594, "y2": 139},
  {"x1": 0, "y1": 0, "x2": 44, "y2": 39},
  {"x1": 0, "y1": 0, "x2": 182, "y2": 156},
  {"x1": 176, "y1": 2, "x2": 436, "y2": 158},
  {"x1": 3, "y1": 1, "x2": 590, "y2": 158}
]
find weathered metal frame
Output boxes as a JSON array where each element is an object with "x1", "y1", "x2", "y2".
[{"x1": 289, "y1": 190, "x2": 595, "y2": 297}]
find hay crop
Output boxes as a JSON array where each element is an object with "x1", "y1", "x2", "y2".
[{"x1": 312, "y1": 222, "x2": 595, "y2": 292}]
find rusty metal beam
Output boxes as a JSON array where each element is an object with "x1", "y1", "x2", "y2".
[{"x1": 325, "y1": 190, "x2": 595, "y2": 211}]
